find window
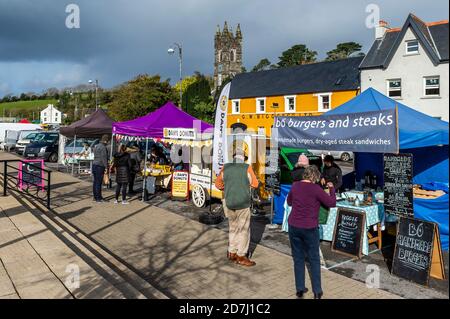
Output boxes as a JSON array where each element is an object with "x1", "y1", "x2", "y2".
[
  {"x1": 284, "y1": 96, "x2": 296, "y2": 113},
  {"x1": 257, "y1": 127, "x2": 266, "y2": 136},
  {"x1": 387, "y1": 79, "x2": 402, "y2": 98},
  {"x1": 232, "y1": 100, "x2": 240, "y2": 114},
  {"x1": 43, "y1": 117, "x2": 47, "y2": 122},
  {"x1": 43, "y1": 112, "x2": 47, "y2": 116},
  {"x1": 406, "y1": 40, "x2": 419, "y2": 55},
  {"x1": 231, "y1": 49, "x2": 236, "y2": 62},
  {"x1": 256, "y1": 98, "x2": 266, "y2": 114},
  {"x1": 424, "y1": 76, "x2": 440, "y2": 96},
  {"x1": 316, "y1": 93, "x2": 332, "y2": 112}
]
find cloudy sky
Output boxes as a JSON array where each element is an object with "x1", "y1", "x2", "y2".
[{"x1": 0, "y1": 0, "x2": 448, "y2": 97}]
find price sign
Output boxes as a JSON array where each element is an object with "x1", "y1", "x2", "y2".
[{"x1": 172, "y1": 171, "x2": 189, "y2": 200}]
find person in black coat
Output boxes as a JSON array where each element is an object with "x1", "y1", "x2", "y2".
[
  {"x1": 113, "y1": 144, "x2": 132, "y2": 204},
  {"x1": 321, "y1": 155, "x2": 343, "y2": 190}
]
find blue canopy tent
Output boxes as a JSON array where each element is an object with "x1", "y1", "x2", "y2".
[{"x1": 326, "y1": 88, "x2": 449, "y2": 250}]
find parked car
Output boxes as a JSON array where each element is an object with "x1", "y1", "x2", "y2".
[
  {"x1": 15, "y1": 131, "x2": 43, "y2": 155},
  {"x1": 24, "y1": 132, "x2": 59, "y2": 162},
  {"x1": 1, "y1": 129, "x2": 42, "y2": 152},
  {"x1": 309, "y1": 149, "x2": 354, "y2": 162}
]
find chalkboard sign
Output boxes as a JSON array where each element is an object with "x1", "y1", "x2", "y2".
[
  {"x1": 392, "y1": 217, "x2": 439, "y2": 286},
  {"x1": 332, "y1": 208, "x2": 366, "y2": 258},
  {"x1": 383, "y1": 153, "x2": 413, "y2": 218},
  {"x1": 19, "y1": 159, "x2": 45, "y2": 190}
]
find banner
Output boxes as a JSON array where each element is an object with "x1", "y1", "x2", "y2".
[
  {"x1": 272, "y1": 109, "x2": 398, "y2": 153},
  {"x1": 212, "y1": 82, "x2": 231, "y2": 175}
]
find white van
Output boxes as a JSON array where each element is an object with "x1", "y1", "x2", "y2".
[
  {"x1": 0, "y1": 123, "x2": 42, "y2": 150},
  {"x1": 15, "y1": 131, "x2": 43, "y2": 155}
]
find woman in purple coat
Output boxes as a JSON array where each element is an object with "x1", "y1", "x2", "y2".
[{"x1": 287, "y1": 165, "x2": 336, "y2": 299}]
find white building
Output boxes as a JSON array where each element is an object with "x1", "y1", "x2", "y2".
[
  {"x1": 360, "y1": 14, "x2": 449, "y2": 121},
  {"x1": 40, "y1": 104, "x2": 62, "y2": 124}
]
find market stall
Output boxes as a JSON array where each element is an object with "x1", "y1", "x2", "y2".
[
  {"x1": 112, "y1": 102, "x2": 213, "y2": 200},
  {"x1": 325, "y1": 88, "x2": 449, "y2": 250},
  {"x1": 273, "y1": 88, "x2": 449, "y2": 255},
  {"x1": 59, "y1": 108, "x2": 114, "y2": 174}
]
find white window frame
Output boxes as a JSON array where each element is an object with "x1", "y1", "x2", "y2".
[
  {"x1": 315, "y1": 93, "x2": 332, "y2": 113},
  {"x1": 423, "y1": 76, "x2": 440, "y2": 97},
  {"x1": 405, "y1": 40, "x2": 419, "y2": 55},
  {"x1": 231, "y1": 99, "x2": 241, "y2": 114},
  {"x1": 256, "y1": 97, "x2": 266, "y2": 114},
  {"x1": 284, "y1": 95, "x2": 296, "y2": 113},
  {"x1": 387, "y1": 79, "x2": 402, "y2": 98}
]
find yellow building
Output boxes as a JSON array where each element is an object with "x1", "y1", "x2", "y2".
[{"x1": 227, "y1": 56, "x2": 363, "y2": 137}]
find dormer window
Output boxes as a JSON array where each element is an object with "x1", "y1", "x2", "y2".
[{"x1": 406, "y1": 40, "x2": 419, "y2": 55}]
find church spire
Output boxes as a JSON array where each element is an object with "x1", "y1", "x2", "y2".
[
  {"x1": 223, "y1": 21, "x2": 229, "y2": 34},
  {"x1": 236, "y1": 23, "x2": 242, "y2": 39}
]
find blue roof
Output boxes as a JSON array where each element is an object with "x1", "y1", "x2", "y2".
[{"x1": 326, "y1": 88, "x2": 449, "y2": 149}]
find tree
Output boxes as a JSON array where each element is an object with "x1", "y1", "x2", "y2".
[
  {"x1": 276, "y1": 44, "x2": 317, "y2": 68},
  {"x1": 182, "y1": 73, "x2": 212, "y2": 114},
  {"x1": 174, "y1": 76, "x2": 198, "y2": 100},
  {"x1": 325, "y1": 42, "x2": 363, "y2": 61},
  {"x1": 108, "y1": 74, "x2": 177, "y2": 121},
  {"x1": 192, "y1": 97, "x2": 215, "y2": 124},
  {"x1": 251, "y1": 58, "x2": 272, "y2": 72}
]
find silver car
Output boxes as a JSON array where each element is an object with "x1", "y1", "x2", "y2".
[{"x1": 309, "y1": 149, "x2": 354, "y2": 162}]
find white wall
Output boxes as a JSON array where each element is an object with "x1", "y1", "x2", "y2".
[
  {"x1": 361, "y1": 27, "x2": 449, "y2": 121},
  {"x1": 40, "y1": 105, "x2": 62, "y2": 124}
]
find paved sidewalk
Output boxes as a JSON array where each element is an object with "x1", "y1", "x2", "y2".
[
  {"x1": 0, "y1": 152, "x2": 401, "y2": 299},
  {"x1": 48, "y1": 174, "x2": 400, "y2": 298},
  {"x1": 0, "y1": 195, "x2": 151, "y2": 299}
]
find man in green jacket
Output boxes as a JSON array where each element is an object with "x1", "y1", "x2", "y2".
[{"x1": 215, "y1": 142, "x2": 259, "y2": 267}]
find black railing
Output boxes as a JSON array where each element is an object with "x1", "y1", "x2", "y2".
[{"x1": 1, "y1": 160, "x2": 52, "y2": 208}]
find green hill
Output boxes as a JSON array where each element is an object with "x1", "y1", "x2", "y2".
[{"x1": 0, "y1": 99, "x2": 57, "y2": 111}]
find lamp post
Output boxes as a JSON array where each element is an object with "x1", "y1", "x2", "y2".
[
  {"x1": 168, "y1": 43, "x2": 183, "y2": 109},
  {"x1": 88, "y1": 79, "x2": 99, "y2": 110}
]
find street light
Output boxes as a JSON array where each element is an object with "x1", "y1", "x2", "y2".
[
  {"x1": 168, "y1": 43, "x2": 183, "y2": 109},
  {"x1": 88, "y1": 79, "x2": 99, "y2": 110}
]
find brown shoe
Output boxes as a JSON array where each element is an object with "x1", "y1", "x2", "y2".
[
  {"x1": 235, "y1": 255, "x2": 256, "y2": 267},
  {"x1": 227, "y1": 251, "x2": 238, "y2": 262}
]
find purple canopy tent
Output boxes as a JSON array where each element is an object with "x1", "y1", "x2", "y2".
[
  {"x1": 112, "y1": 101, "x2": 213, "y2": 201},
  {"x1": 112, "y1": 101, "x2": 212, "y2": 138}
]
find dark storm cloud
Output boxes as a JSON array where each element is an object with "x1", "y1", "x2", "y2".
[{"x1": 0, "y1": 0, "x2": 448, "y2": 96}]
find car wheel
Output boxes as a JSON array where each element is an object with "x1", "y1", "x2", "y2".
[
  {"x1": 340, "y1": 152, "x2": 351, "y2": 162},
  {"x1": 49, "y1": 152, "x2": 58, "y2": 163}
]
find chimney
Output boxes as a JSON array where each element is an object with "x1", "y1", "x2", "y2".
[{"x1": 375, "y1": 20, "x2": 389, "y2": 39}]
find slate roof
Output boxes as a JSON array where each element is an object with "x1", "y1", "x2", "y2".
[
  {"x1": 229, "y1": 56, "x2": 363, "y2": 99},
  {"x1": 360, "y1": 14, "x2": 449, "y2": 69}
]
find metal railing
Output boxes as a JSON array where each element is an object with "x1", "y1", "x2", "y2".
[{"x1": 1, "y1": 160, "x2": 52, "y2": 208}]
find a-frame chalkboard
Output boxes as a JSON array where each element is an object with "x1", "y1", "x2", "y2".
[
  {"x1": 392, "y1": 217, "x2": 445, "y2": 286},
  {"x1": 331, "y1": 208, "x2": 366, "y2": 258}
]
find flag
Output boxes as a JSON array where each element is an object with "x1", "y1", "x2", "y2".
[{"x1": 212, "y1": 83, "x2": 231, "y2": 176}]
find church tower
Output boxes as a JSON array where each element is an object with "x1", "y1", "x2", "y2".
[{"x1": 214, "y1": 22, "x2": 243, "y2": 91}]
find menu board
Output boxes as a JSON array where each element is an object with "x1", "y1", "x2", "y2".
[
  {"x1": 332, "y1": 208, "x2": 365, "y2": 258},
  {"x1": 172, "y1": 171, "x2": 189, "y2": 200},
  {"x1": 19, "y1": 159, "x2": 45, "y2": 190},
  {"x1": 383, "y1": 153, "x2": 413, "y2": 218},
  {"x1": 392, "y1": 217, "x2": 436, "y2": 286}
]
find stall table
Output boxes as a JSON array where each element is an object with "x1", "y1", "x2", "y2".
[
  {"x1": 282, "y1": 191, "x2": 384, "y2": 256},
  {"x1": 142, "y1": 165, "x2": 172, "y2": 189}
]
